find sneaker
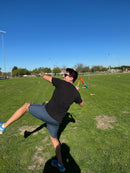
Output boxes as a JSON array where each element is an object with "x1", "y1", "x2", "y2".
[
  {"x1": 51, "y1": 159, "x2": 66, "y2": 172},
  {"x1": 0, "y1": 122, "x2": 6, "y2": 134}
]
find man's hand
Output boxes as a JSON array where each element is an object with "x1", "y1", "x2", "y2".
[{"x1": 76, "y1": 85, "x2": 79, "y2": 91}]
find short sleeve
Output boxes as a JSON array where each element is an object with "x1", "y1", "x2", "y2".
[
  {"x1": 75, "y1": 92, "x2": 82, "y2": 104},
  {"x1": 52, "y1": 78, "x2": 62, "y2": 87}
]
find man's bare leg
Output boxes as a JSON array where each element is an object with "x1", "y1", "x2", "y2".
[
  {"x1": 50, "y1": 135, "x2": 63, "y2": 165},
  {"x1": 4, "y1": 103, "x2": 30, "y2": 128}
]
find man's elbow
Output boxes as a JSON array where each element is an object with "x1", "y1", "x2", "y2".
[{"x1": 79, "y1": 101, "x2": 84, "y2": 107}]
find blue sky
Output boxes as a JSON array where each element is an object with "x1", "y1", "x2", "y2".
[{"x1": 0, "y1": 0, "x2": 130, "y2": 72}]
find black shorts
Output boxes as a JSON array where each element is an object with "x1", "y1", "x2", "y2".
[{"x1": 29, "y1": 103, "x2": 60, "y2": 138}]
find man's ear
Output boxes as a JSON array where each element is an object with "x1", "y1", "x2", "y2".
[{"x1": 70, "y1": 76, "x2": 74, "y2": 82}]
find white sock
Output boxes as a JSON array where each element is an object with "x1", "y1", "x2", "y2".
[{"x1": 2, "y1": 124, "x2": 5, "y2": 128}]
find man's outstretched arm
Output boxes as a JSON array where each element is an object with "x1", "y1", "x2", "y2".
[{"x1": 43, "y1": 75, "x2": 52, "y2": 83}]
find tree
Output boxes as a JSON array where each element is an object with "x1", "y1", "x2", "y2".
[
  {"x1": 74, "y1": 63, "x2": 84, "y2": 72},
  {"x1": 81, "y1": 66, "x2": 90, "y2": 72},
  {"x1": 42, "y1": 67, "x2": 51, "y2": 73},
  {"x1": 102, "y1": 67, "x2": 108, "y2": 71},
  {"x1": 31, "y1": 68, "x2": 39, "y2": 74},
  {"x1": 91, "y1": 66, "x2": 101, "y2": 72},
  {"x1": 53, "y1": 67, "x2": 61, "y2": 74},
  {"x1": 12, "y1": 68, "x2": 30, "y2": 77},
  {"x1": 12, "y1": 69, "x2": 19, "y2": 77},
  {"x1": 0, "y1": 67, "x2": 2, "y2": 75},
  {"x1": 12, "y1": 66, "x2": 18, "y2": 72}
]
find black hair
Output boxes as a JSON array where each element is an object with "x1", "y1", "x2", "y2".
[{"x1": 66, "y1": 68, "x2": 78, "y2": 83}]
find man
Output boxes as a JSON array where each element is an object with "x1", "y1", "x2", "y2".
[{"x1": 0, "y1": 68, "x2": 84, "y2": 172}]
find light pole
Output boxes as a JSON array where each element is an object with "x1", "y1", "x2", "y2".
[{"x1": 0, "y1": 30, "x2": 6, "y2": 78}]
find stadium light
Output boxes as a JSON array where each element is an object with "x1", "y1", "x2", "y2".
[{"x1": 0, "y1": 30, "x2": 6, "y2": 78}]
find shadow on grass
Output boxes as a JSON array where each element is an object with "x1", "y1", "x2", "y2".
[
  {"x1": 24, "y1": 112, "x2": 80, "y2": 172},
  {"x1": 24, "y1": 123, "x2": 47, "y2": 138},
  {"x1": 57, "y1": 112, "x2": 75, "y2": 140},
  {"x1": 24, "y1": 112, "x2": 75, "y2": 139},
  {"x1": 43, "y1": 143, "x2": 81, "y2": 173}
]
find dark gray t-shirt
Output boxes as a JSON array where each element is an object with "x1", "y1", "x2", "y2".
[{"x1": 45, "y1": 78, "x2": 82, "y2": 122}]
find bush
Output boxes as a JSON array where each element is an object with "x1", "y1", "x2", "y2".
[{"x1": 12, "y1": 68, "x2": 31, "y2": 77}]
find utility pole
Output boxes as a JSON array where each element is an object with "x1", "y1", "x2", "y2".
[{"x1": 0, "y1": 30, "x2": 6, "y2": 78}]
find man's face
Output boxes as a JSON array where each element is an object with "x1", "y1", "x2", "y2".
[{"x1": 63, "y1": 72, "x2": 73, "y2": 83}]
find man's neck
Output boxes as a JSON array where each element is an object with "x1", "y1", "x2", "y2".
[{"x1": 64, "y1": 79, "x2": 73, "y2": 84}]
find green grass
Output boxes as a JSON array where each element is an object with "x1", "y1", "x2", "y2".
[{"x1": 0, "y1": 73, "x2": 130, "y2": 173}]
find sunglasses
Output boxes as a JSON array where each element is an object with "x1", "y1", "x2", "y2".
[{"x1": 64, "y1": 73, "x2": 71, "y2": 77}]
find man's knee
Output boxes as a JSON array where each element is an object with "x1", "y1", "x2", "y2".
[{"x1": 23, "y1": 103, "x2": 30, "y2": 112}]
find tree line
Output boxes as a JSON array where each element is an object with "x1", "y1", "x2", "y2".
[{"x1": 1, "y1": 64, "x2": 129, "y2": 77}]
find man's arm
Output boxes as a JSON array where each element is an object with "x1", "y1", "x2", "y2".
[
  {"x1": 43, "y1": 75, "x2": 52, "y2": 83},
  {"x1": 79, "y1": 99, "x2": 84, "y2": 107},
  {"x1": 75, "y1": 86, "x2": 84, "y2": 106}
]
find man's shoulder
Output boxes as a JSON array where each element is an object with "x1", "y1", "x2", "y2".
[{"x1": 52, "y1": 77, "x2": 64, "y2": 87}]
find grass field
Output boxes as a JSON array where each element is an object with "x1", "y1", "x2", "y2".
[{"x1": 0, "y1": 73, "x2": 130, "y2": 173}]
